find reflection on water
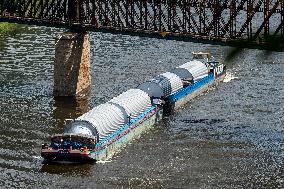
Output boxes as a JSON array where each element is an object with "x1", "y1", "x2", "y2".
[
  {"x1": 41, "y1": 162, "x2": 93, "y2": 176},
  {"x1": 0, "y1": 26, "x2": 283, "y2": 188},
  {"x1": 0, "y1": 39, "x2": 6, "y2": 52},
  {"x1": 53, "y1": 97, "x2": 90, "y2": 130}
]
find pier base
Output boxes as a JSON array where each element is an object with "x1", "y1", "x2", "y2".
[{"x1": 54, "y1": 32, "x2": 91, "y2": 97}]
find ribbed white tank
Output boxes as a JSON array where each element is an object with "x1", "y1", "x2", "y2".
[
  {"x1": 159, "y1": 72, "x2": 183, "y2": 95},
  {"x1": 178, "y1": 60, "x2": 208, "y2": 81},
  {"x1": 109, "y1": 89, "x2": 152, "y2": 119},
  {"x1": 76, "y1": 103, "x2": 128, "y2": 139}
]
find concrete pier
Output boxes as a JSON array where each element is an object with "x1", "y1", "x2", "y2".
[{"x1": 54, "y1": 32, "x2": 91, "y2": 97}]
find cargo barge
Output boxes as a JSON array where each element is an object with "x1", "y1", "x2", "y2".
[{"x1": 41, "y1": 52, "x2": 226, "y2": 163}]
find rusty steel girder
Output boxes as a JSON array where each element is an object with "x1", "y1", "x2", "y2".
[{"x1": 0, "y1": 0, "x2": 283, "y2": 50}]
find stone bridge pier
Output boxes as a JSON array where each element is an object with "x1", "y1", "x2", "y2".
[{"x1": 53, "y1": 32, "x2": 91, "y2": 97}]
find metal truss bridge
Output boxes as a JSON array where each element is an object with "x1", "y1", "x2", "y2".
[{"x1": 1, "y1": 0, "x2": 284, "y2": 50}]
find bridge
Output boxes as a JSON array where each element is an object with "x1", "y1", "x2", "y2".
[
  {"x1": 1, "y1": 0, "x2": 284, "y2": 49},
  {"x1": 1, "y1": 0, "x2": 283, "y2": 97}
]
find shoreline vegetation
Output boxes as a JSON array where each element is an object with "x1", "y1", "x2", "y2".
[{"x1": 0, "y1": 22, "x2": 21, "y2": 34}]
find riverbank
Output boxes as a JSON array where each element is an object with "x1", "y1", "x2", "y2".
[{"x1": 0, "y1": 22, "x2": 20, "y2": 34}]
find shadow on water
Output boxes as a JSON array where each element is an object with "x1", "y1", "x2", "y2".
[
  {"x1": 225, "y1": 34, "x2": 284, "y2": 63},
  {"x1": 53, "y1": 96, "x2": 90, "y2": 133},
  {"x1": 225, "y1": 46, "x2": 276, "y2": 64},
  {"x1": 225, "y1": 47, "x2": 245, "y2": 63},
  {"x1": 0, "y1": 39, "x2": 6, "y2": 52},
  {"x1": 40, "y1": 162, "x2": 94, "y2": 176}
]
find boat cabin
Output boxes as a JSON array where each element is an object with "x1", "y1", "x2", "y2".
[{"x1": 192, "y1": 52, "x2": 212, "y2": 62}]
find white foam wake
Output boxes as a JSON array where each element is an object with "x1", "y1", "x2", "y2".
[
  {"x1": 223, "y1": 72, "x2": 238, "y2": 83},
  {"x1": 96, "y1": 160, "x2": 112, "y2": 164},
  {"x1": 32, "y1": 156, "x2": 43, "y2": 160}
]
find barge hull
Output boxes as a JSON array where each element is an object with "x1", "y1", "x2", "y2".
[
  {"x1": 168, "y1": 73, "x2": 225, "y2": 109},
  {"x1": 93, "y1": 107, "x2": 163, "y2": 161}
]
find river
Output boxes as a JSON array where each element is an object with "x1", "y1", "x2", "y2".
[{"x1": 0, "y1": 25, "x2": 283, "y2": 188}]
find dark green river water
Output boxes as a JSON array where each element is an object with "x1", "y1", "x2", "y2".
[{"x1": 0, "y1": 25, "x2": 283, "y2": 188}]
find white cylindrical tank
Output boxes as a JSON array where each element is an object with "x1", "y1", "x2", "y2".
[
  {"x1": 65, "y1": 103, "x2": 128, "y2": 140},
  {"x1": 109, "y1": 89, "x2": 152, "y2": 119},
  {"x1": 64, "y1": 120, "x2": 99, "y2": 137},
  {"x1": 160, "y1": 72, "x2": 183, "y2": 95},
  {"x1": 138, "y1": 72, "x2": 183, "y2": 98},
  {"x1": 172, "y1": 60, "x2": 208, "y2": 82}
]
